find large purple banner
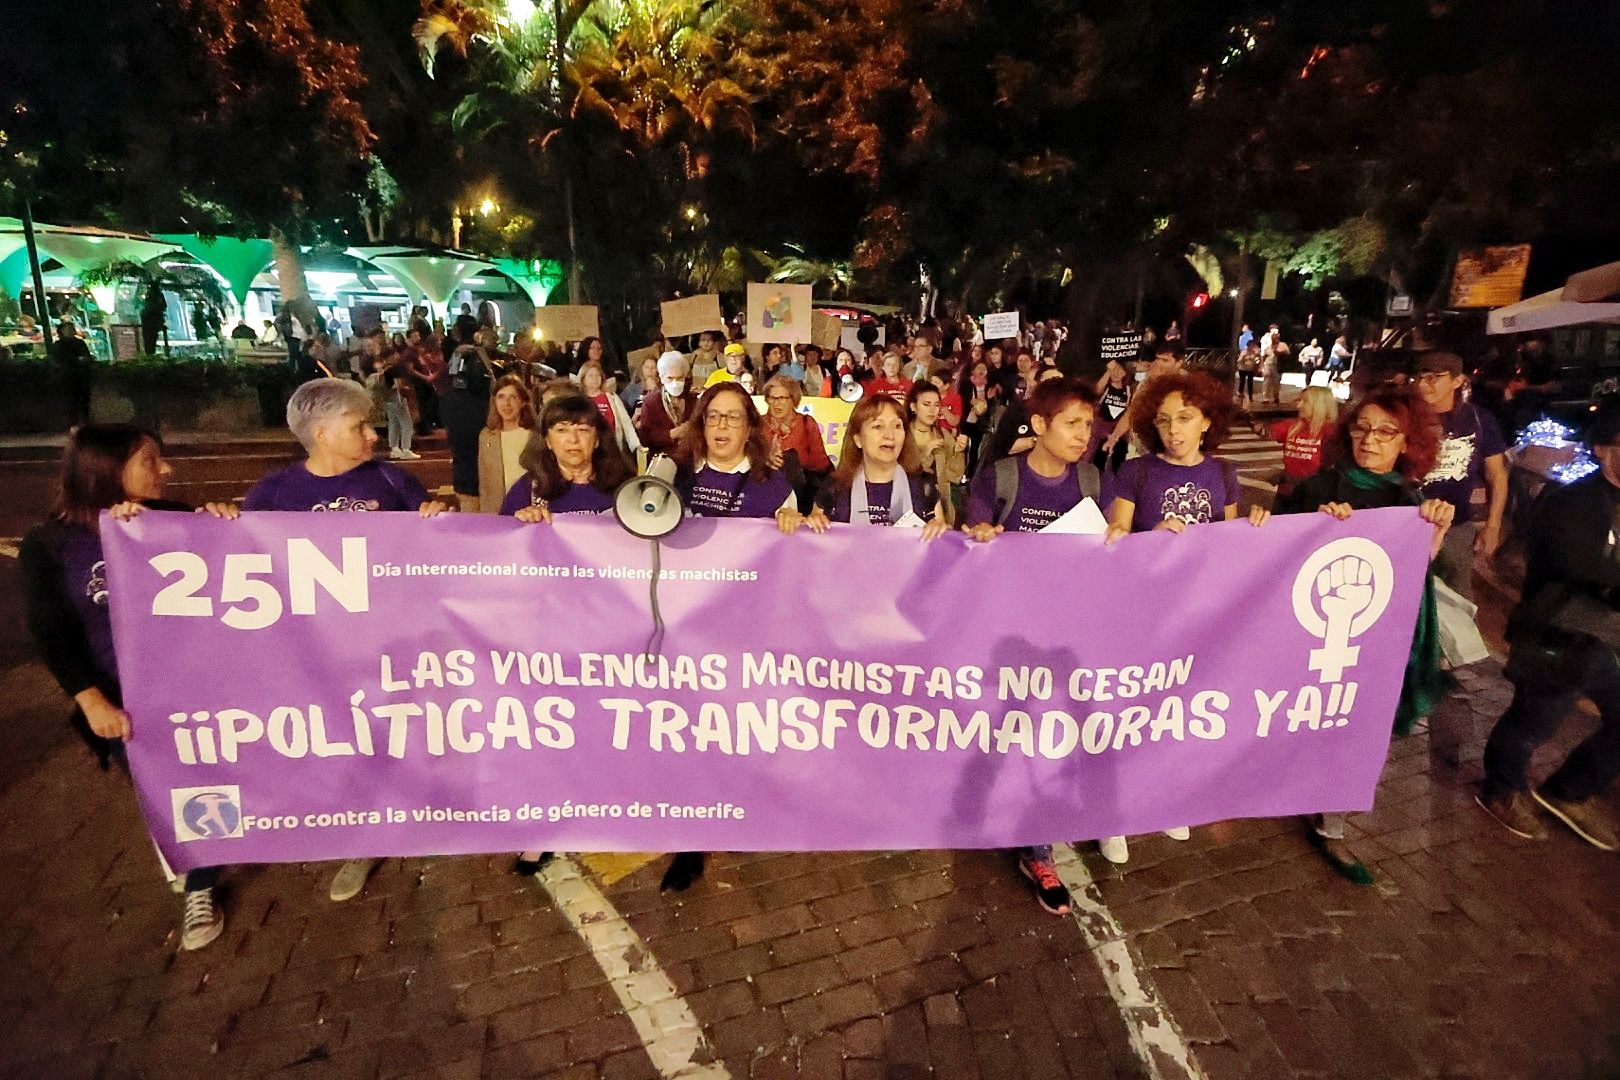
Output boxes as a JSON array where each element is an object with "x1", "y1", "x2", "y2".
[{"x1": 104, "y1": 508, "x2": 1430, "y2": 871}]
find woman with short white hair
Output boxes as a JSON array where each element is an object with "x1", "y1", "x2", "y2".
[
  {"x1": 243, "y1": 378, "x2": 448, "y2": 903},
  {"x1": 634, "y1": 350, "x2": 697, "y2": 455},
  {"x1": 245, "y1": 379, "x2": 450, "y2": 516}
]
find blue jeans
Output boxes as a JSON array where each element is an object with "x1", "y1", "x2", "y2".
[{"x1": 386, "y1": 397, "x2": 412, "y2": 453}]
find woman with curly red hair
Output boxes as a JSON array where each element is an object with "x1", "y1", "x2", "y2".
[
  {"x1": 1273, "y1": 384, "x2": 1455, "y2": 884},
  {"x1": 1106, "y1": 371, "x2": 1242, "y2": 540}
]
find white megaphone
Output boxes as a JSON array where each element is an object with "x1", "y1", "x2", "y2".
[
  {"x1": 838, "y1": 374, "x2": 864, "y2": 403},
  {"x1": 614, "y1": 454, "x2": 684, "y2": 539}
]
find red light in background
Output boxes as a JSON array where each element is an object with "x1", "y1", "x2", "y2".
[{"x1": 1190, "y1": 292, "x2": 1209, "y2": 309}]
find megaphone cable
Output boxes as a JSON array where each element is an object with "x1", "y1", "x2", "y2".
[{"x1": 644, "y1": 539, "x2": 666, "y2": 661}]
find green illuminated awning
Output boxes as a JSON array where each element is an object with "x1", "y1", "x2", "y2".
[{"x1": 155, "y1": 234, "x2": 274, "y2": 307}]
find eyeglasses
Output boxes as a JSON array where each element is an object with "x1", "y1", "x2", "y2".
[
  {"x1": 704, "y1": 411, "x2": 749, "y2": 428},
  {"x1": 764, "y1": 394, "x2": 792, "y2": 403},
  {"x1": 1414, "y1": 372, "x2": 1452, "y2": 384},
  {"x1": 1349, "y1": 423, "x2": 1403, "y2": 442}
]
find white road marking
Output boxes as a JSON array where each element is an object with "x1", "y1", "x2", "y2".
[
  {"x1": 1053, "y1": 844, "x2": 1208, "y2": 1080},
  {"x1": 536, "y1": 857, "x2": 731, "y2": 1079}
]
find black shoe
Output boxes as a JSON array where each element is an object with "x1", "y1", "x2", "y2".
[
  {"x1": 512, "y1": 852, "x2": 554, "y2": 876},
  {"x1": 660, "y1": 851, "x2": 707, "y2": 892},
  {"x1": 1308, "y1": 830, "x2": 1373, "y2": 886}
]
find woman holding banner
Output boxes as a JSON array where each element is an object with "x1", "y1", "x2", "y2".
[
  {"x1": 807, "y1": 394, "x2": 949, "y2": 535},
  {"x1": 22, "y1": 425, "x2": 239, "y2": 950},
  {"x1": 1100, "y1": 371, "x2": 1261, "y2": 864},
  {"x1": 243, "y1": 379, "x2": 449, "y2": 903},
  {"x1": 675, "y1": 383, "x2": 802, "y2": 528},
  {"x1": 1105, "y1": 371, "x2": 1242, "y2": 539},
  {"x1": 1274, "y1": 384, "x2": 1452, "y2": 883},
  {"x1": 960, "y1": 378, "x2": 1101, "y2": 914},
  {"x1": 500, "y1": 395, "x2": 635, "y2": 521},
  {"x1": 661, "y1": 384, "x2": 809, "y2": 892},
  {"x1": 501, "y1": 397, "x2": 634, "y2": 874}
]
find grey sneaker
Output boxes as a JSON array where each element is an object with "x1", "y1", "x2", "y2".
[
  {"x1": 1533, "y1": 790, "x2": 1620, "y2": 851},
  {"x1": 181, "y1": 887, "x2": 224, "y2": 951},
  {"x1": 329, "y1": 858, "x2": 379, "y2": 902},
  {"x1": 1475, "y1": 791, "x2": 1548, "y2": 841}
]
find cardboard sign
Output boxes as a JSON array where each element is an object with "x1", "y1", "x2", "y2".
[
  {"x1": 811, "y1": 311, "x2": 844, "y2": 351},
  {"x1": 746, "y1": 283, "x2": 813, "y2": 344},
  {"x1": 1100, "y1": 333, "x2": 1144, "y2": 363},
  {"x1": 660, "y1": 294, "x2": 724, "y2": 339},
  {"x1": 626, "y1": 344, "x2": 663, "y2": 370},
  {"x1": 533, "y1": 305, "x2": 600, "y2": 343},
  {"x1": 982, "y1": 311, "x2": 1020, "y2": 339}
]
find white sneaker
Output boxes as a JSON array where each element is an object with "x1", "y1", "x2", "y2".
[
  {"x1": 181, "y1": 887, "x2": 224, "y2": 951},
  {"x1": 388, "y1": 447, "x2": 405, "y2": 459},
  {"x1": 1099, "y1": 835, "x2": 1129, "y2": 864},
  {"x1": 329, "y1": 858, "x2": 379, "y2": 902},
  {"x1": 397, "y1": 449, "x2": 421, "y2": 460},
  {"x1": 1163, "y1": 826, "x2": 1191, "y2": 841}
]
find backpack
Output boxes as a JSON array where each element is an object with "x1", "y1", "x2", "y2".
[{"x1": 992, "y1": 456, "x2": 1099, "y2": 528}]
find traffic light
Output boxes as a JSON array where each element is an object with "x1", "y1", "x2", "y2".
[{"x1": 1190, "y1": 291, "x2": 1210, "y2": 310}]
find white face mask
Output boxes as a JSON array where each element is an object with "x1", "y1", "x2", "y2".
[{"x1": 662, "y1": 378, "x2": 686, "y2": 396}]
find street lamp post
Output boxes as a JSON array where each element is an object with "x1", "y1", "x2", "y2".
[{"x1": 21, "y1": 197, "x2": 54, "y2": 349}]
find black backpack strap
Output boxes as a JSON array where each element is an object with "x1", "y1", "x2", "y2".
[
  {"x1": 993, "y1": 456, "x2": 1019, "y2": 526},
  {"x1": 1077, "y1": 462, "x2": 1100, "y2": 502}
]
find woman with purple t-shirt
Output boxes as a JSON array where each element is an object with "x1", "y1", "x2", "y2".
[
  {"x1": 503, "y1": 396, "x2": 634, "y2": 876},
  {"x1": 674, "y1": 383, "x2": 801, "y2": 529},
  {"x1": 960, "y1": 378, "x2": 1101, "y2": 916},
  {"x1": 662, "y1": 383, "x2": 806, "y2": 893},
  {"x1": 1106, "y1": 372, "x2": 1242, "y2": 539},
  {"x1": 499, "y1": 395, "x2": 634, "y2": 524},
  {"x1": 807, "y1": 394, "x2": 949, "y2": 537},
  {"x1": 22, "y1": 425, "x2": 239, "y2": 950},
  {"x1": 1100, "y1": 371, "x2": 1259, "y2": 866},
  {"x1": 242, "y1": 379, "x2": 448, "y2": 904}
]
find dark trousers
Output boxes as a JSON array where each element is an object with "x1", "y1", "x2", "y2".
[
  {"x1": 1236, "y1": 371, "x2": 1257, "y2": 400},
  {"x1": 441, "y1": 390, "x2": 485, "y2": 496},
  {"x1": 1484, "y1": 642, "x2": 1620, "y2": 802}
]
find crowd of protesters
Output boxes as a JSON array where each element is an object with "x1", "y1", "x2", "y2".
[{"x1": 22, "y1": 298, "x2": 1620, "y2": 948}]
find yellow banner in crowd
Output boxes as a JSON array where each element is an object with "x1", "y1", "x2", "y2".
[{"x1": 752, "y1": 395, "x2": 855, "y2": 463}]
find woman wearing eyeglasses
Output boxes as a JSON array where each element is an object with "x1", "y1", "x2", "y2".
[
  {"x1": 762, "y1": 375, "x2": 833, "y2": 511},
  {"x1": 675, "y1": 383, "x2": 803, "y2": 530},
  {"x1": 1273, "y1": 384, "x2": 1454, "y2": 884},
  {"x1": 663, "y1": 384, "x2": 809, "y2": 893}
]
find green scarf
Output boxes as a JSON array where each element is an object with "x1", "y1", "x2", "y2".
[{"x1": 1341, "y1": 466, "x2": 1445, "y2": 733}]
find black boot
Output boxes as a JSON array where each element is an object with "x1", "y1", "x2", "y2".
[{"x1": 660, "y1": 851, "x2": 707, "y2": 892}]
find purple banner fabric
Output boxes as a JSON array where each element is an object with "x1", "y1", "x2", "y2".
[{"x1": 103, "y1": 508, "x2": 1431, "y2": 871}]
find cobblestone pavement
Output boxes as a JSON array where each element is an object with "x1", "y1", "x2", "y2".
[{"x1": 3, "y1": 510, "x2": 1619, "y2": 1078}]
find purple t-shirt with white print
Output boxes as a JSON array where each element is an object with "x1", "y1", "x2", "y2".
[
  {"x1": 1115, "y1": 454, "x2": 1238, "y2": 531},
  {"x1": 963, "y1": 457, "x2": 1083, "y2": 533},
  {"x1": 679, "y1": 464, "x2": 794, "y2": 518},
  {"x1": 243, "y1": 460, "x2": 429, "y2": 512},
  {"x1": 498, "y1": 476, "x2": 616, "y2": 516}
]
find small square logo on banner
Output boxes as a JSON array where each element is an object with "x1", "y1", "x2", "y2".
[
  {"x1": 171, "y1": 786, "x2": 244, "y2": 842},
  {"x1": 982, "y1": 311, "x2": 1020, "y2": 339}
]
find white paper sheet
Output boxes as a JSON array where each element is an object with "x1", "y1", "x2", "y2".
[{"x1": 1037, "y1": 496, "x2": 1108, "y2": 535}]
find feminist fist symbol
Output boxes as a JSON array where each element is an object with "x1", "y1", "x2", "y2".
[{"x1": 1292, "y1": 539, "x2": 1395, "y2": 683}]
